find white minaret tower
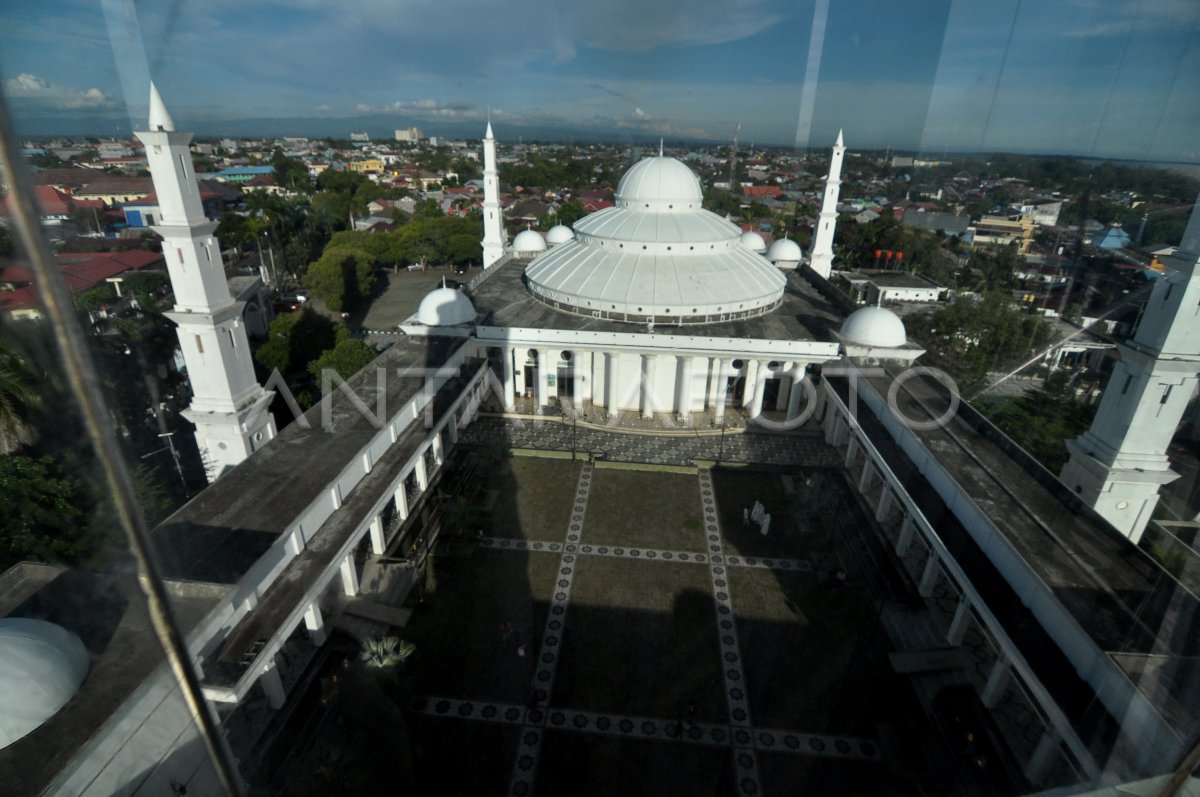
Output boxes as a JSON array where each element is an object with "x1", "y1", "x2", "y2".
[
  {"x1": 136, "y1": 84, "x2": 276, "y2": 481},
  {"x1": 1060, "y1": 193, "x2": 1200, "y2": 543},
  {"x1": 808, "y1": 129, "x2": 845, "y2": 280},
  {"x1": 481, "y1": 121, "x2": 506, "y2": 268}
]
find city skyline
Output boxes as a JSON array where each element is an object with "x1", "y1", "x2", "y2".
[{"x1": 1, "y1": 0, "x2": 1198, "y2": 160}]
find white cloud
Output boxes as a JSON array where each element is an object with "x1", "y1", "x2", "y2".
[
  {"x1": 356, "y1": 98, "x2": 477, "y2": 118},
  {"x1": 4, "y1": 73, "x2": 115, "y2": 109}
]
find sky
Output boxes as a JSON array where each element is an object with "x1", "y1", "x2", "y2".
[{"x1": 1, "y1": 0, "x2": 1198, "y2": 160}]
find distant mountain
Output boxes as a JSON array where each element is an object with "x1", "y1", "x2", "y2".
[{"x1": 13, "y1": 110, "x2": 716, "y2": 148}]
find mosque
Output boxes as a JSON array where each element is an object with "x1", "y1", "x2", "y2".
[{"x1": 1, "y1": 90, "x2": 1198, "y2": 796}]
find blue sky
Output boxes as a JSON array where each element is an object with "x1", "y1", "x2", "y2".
[{"x1": 2, "y1": 0, "x2": 1197, "y2": 160}]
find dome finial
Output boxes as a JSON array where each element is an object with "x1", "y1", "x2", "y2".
[{"x1": 148, "y1": 81, "x2": 175, "y2": 132}]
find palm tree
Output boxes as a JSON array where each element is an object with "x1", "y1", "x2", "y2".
[
  {"x1": 0, "y1": 334, "x2": 41, "y2": 454},
  {"x1": 360, "y1": 636, "x2": 415, "y2": 669}
]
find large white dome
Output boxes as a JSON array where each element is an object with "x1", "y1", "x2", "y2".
[
  {"x1": 512, "y1": 229, "x2": 547, "y2": 254},
  {"x1": 767, "y1": 237, "x2": 803, "y2": 263},
  {"x1": 416, "y1": 286, "x2": 476, "y2": 326},
  {"x1": 615, "y1": 156, "x2": 704, "y2": 210},
  {"x1": 524, "y1": 155, "x2": 785, "y2": 325},
  {"x1": 0, "y1": 618, "x2": 89, "y2": 749},
  {"x1": 546, "y1": 225, "x2": 575, "y2": 245},
  {"x1": 739, "y1": 231, "x2": 767, "y2": 253},
  {"x1": 840, "y1": 306, "x2": 907, "y2": 348}
]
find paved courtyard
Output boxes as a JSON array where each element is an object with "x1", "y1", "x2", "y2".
[{"x1": 401, "y1": 454, "x2": 914, "y2": 795}]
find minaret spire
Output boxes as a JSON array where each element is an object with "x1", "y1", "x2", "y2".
[
  {"x1": 808, "y1": 129, "x2": 845, "y2": 280},
  {"x1": 136, "y1": 83, "x2": 275, "y2": 481},
  {"x1": 1060, "y1": 191, "x2": 1200, "y2": 542},
  {"x1": 481, "y1": 119, "x2": 506, "y2": 268}
]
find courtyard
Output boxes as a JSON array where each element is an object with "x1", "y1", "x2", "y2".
[{"x1": 394, "y1": 454, "x2": 924, "y2": 795}]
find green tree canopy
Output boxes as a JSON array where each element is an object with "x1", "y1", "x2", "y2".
[
  {"x1": 984, "y1": 373, "x2": 1096, "y2": 471},
  {"x1": 256, "y1": 308, "x2": 339, "y2": 374},
  {"x1": 303, "y1": 247, "x2": 376, "y2": 311},
  {"x1": 0, "y1": 455, "x2": 91, "y2": 568},
  {"x1": 308, "y1": 337, "x2": 377, "y2": 382}
]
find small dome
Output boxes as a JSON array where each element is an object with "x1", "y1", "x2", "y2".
[
  {"x1": 546, "y1": 225, "x2": 575, "y2": 245},
  {"x1": 615, "y1": 156, "x2": 704, "y2": 209},
  {"x1": 840, "y1": 306, "x2": 907, "y2": 348},
  {"x1": 0, "y1": 619, "x2": 89, "y2": 749},
  {"x1": 767, "y1": 238, "x2": 803, "y2": 262},
  {"x1": 739, "y1": 231, "x2": 767, "y2": 252},
  {"x1": 416, "y1": 286, "x2": 476, "y2": 326},
  {"x1": 512, "y1": 229, "x2": 547, "y2": 253}
]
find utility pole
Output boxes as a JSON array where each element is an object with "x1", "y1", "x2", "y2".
[{"x1": 729, "y1": 124, "x2": 739, "y2": 193}]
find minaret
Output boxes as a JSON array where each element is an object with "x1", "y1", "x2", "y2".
[
  {"x1": 1060, "y1": 193, "x2": 1200, "y2": 543},
  {"x1": 809, "y1": 129, "x2": 845, "y2": 280},
  {"x1": 481, "y1": 121, "x2": 506, "y2": 268},
  {"x1": 136, "y1": 84, "x2": 276, "y2": 481}
]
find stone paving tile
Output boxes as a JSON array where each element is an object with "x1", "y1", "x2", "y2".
[
  {"x1": 410, "y1": 696, "x2": 882, "y2": 763},
  {"x1": 698, "y1": 468, "x2": 762, "y2": 797},
  {"x1": 478, "y1": 536, "x2": 811, "y2": 574},
  {"x1": 462, "y1": 418, "x2": 840, "y2": 469},
  {"x1": 509, "y1": 463, "x2": 594, "y2": 797}
]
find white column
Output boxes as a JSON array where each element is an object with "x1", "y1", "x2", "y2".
[
  {"x1": 447, "y1": 414, "x2": 459, "y2": 443},
  {"x1": 1024, "y1": 728, "x2": 1061, "y2": 785},
  {"x1": 946, "y1": 597, "x2": 971, "y2": 646},
  {"x1": 414, "y1": 456, "x2": 428, "y2": 491},
  {"x1": 786, "y1": 365, "x2": 806, "y2": 421},
  {"x1": 369, "y1": 514, "x2": 386, "y2": 556},
  {"x1": 895, "y1": 514, "x2": 916, "y2": 556},
  {"x1": 981, "y1": 656, "x2": 1011, "y2": 708},
  {"x1": 845, "y1": 436, "x2": 859, "y2": 468},
  {"x1": 536, "y1": 349, "x2": 548, "y2": 408},
  {"x1": 432, "y1": 432, "x2": 444, "y2": 466},
  {"x1": 340, "y1": 553, "x2": 360, "y2": 596},
  {"x1": 605, "y1": 352, "x2": 619, "y2": 413},
  {"x1": 502, "y1": 346, "x2": 516, "y2": 411},
  {"x1": 572, "y1": 351, "x2": 586, "y2": 409},
  {"x1": 514, "y1": 348, "x2": 526, "y2": 397},
  {"x1": 743, "y1": 360, "x2": 760, "y2": 413},
  {"x1": 394, "y1": 481, "x2": 409, "y2": 520},
  {"x1": 875, "y1": 487, "x2": 894, "y2": 522},
  {"x1": 304, "y1": 603, "x2": 327, "y2": 647},
  {"x1": 918, "y1": 553, "x2": 940, "y2": 597},
  {"x1": 641, "y1": 354, "x2": 657, "y2": 419},
  {"x1": 775, "y1": 362, "x2": 792, "y2": 411},
  {"x1": 705, "y1": 357, "x2": 719, "y2": 409},
  {"x1": 260, "y1": 657, "x2": 286, "y2": 710},
  {"x1": 677, "y1": 355, "x2": 693, "y2": 416},
  {"x1": 858, "y1": 459, "x2": 874, "y2": 492},
  {"x1": 714, "y1": 359, "x2": 730, "y2": 421}
]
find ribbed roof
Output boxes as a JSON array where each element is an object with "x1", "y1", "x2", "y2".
[{"x1": 524, "y1": 154, "x2": 785, "y2": 323}]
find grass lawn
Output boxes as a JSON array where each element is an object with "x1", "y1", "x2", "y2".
[
  {"x1": 409, "y1": 716, "x2": 520, "y2": 797},
  {"x1": 712, "y1": 468, "x2": 841, "y2": 559},
  {"x1": 404, "y1": 548, "x2": 558, "y2": 704},
  {"x1": 731, "y1": 568, "x2": 894, "y2": 735},
  {"x1": 551, "y1": 556, "x2": 727, "y2": 723},
  {"x1": 583, "y1": 469, "x2": 706, "y2": 551},
  {"x1": 537, "y1": 732, "x2": 736, "y2": 796},
  {"x1": 485, "y1": 456, "x2": 583, "y2": 542}
]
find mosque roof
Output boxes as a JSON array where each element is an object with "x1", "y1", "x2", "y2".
[
  {"x1": 839, "y1": 305, "x2": 907, "y2": 348},
  {"x1": 524, "y1": 156, "x2": 785, "y2": 325}
]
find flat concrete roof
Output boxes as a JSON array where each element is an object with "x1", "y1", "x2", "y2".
[
  {"x1": 152, "y1": 335, "x2": 467, "y2": 584},
  {"x1": 201, "y1": 359, "x2": 486, "y2": 688},
  {"x1": 469, "y1": 258, "x2": 846, "y2": 342},
  {"x1": 842, "y1": 270, "x2": 944, "y2": 290},
  {"x1": 0, "y1": 565, "x2": 228, "y2": 796}
]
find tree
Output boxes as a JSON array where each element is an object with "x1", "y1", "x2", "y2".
[
  {"x1": 308, "y1": 337, "x2": 377, "y2": 382},
  {"x1": 257, "y1": 309, "x2": 340, "y2": 375},
  {"x1": 360, "y1": 636, "x2": 415, "y2": 669},
  {"x1": 216, "y1": 211, "x2": 252, "y2": 251},
  {"x1": 303, "y1": 247, "x2": 376, "y2": 311},
  {"x1": 412, "y1": 198, "x2": 443, "y2": 219},
  {"x1": 984, "y1": 373, "x2": 1096, "y2": 471},
  {"x1": 0, "y1": 455, "x2": 91, "y2": 568},
  {"x1": 0, "y1": 334, "x2": 42, "y2": 454}
]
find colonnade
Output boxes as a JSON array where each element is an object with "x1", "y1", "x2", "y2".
[
  {"x1": 820, "y1": 382, "x2": 1099, "y2": 787},
  {"x1": 497, "y1": 345, "x2": 815, "y2": 424}
]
